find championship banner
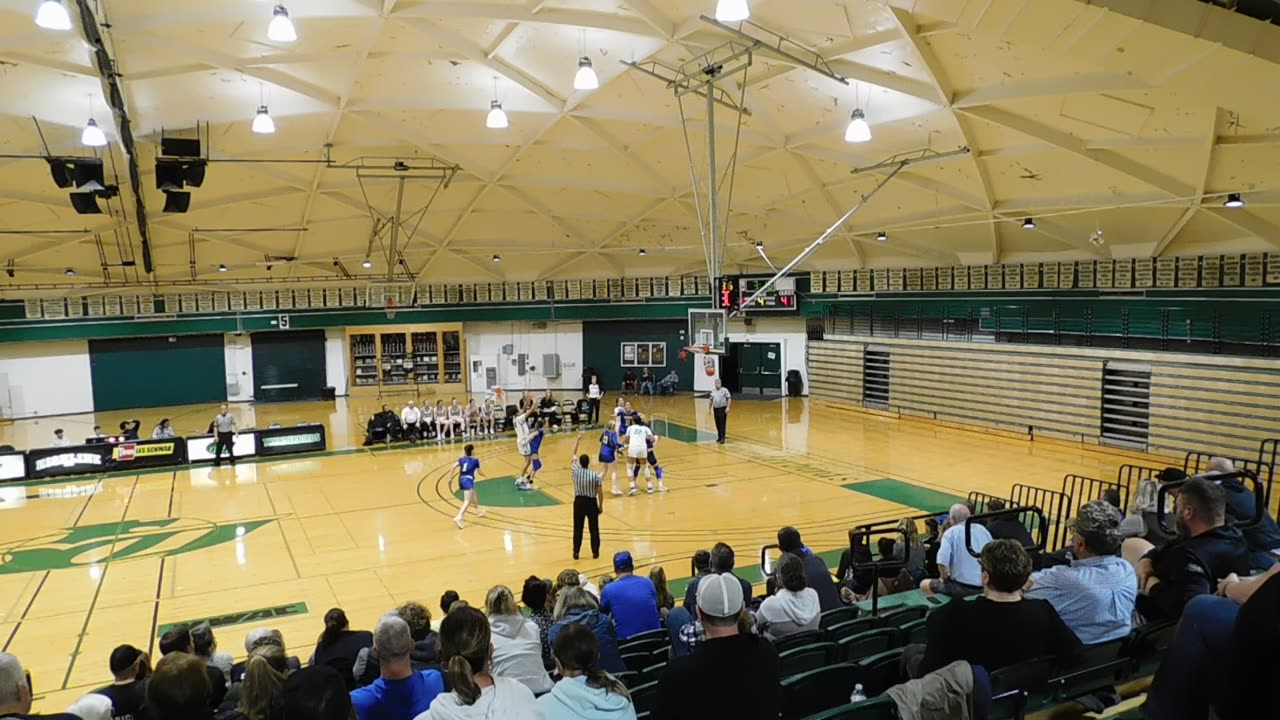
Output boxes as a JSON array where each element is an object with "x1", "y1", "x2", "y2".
[
  {"x1": 27, "y1": 444, "x2": 111, "y2": 480},
  {"x1": 107, "y1": 439, "x2": 187, "y2": 470},
  {"x1": 186, "y1": 433, "x2": 259, "y2": 463},
  {"x1": 0, "y1": 452, "x2": 26, "y2": 482},
  {"x1": 256, "y1": 425, "x2": 327, "y2": 457}
]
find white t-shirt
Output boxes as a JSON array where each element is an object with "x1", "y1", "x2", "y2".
[
  {"x1": 402, "y1": 407, "x2": 422, "y2": 425},
  {"x1": 413, "y1": 676, "x2": 540, "y2": 720},
  {"x1": 588, "y1": 383, "x2": 602, "y2": 399},
  {"x1": 51, "y1": 435, "x2": 70, "y2": 447},
  {"x1": 937, "y1": 521, "x2": 992, "y2": 586},
  {"x1": 626, "y1": 425, "x2": 651, "y2": 457}
]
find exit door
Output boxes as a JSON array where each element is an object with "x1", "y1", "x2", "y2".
[{"x1": 738, "y1": 342, "x2": 782, "y2": 396}]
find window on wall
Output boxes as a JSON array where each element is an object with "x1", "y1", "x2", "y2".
[{"x1": 621, "y1": 342, "x2": 666, "y2": 367}]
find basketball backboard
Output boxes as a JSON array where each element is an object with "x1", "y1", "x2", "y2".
[{"x1": 688, "y1": 308, "x2": 727, "y2": 354}]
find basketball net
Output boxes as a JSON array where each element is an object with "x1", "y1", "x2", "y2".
[
  {"x1": 385, "y1": 298, "x2": 398, "y2": 320},
  {"x1": 679, "y1": 345, "x2": 717, "y2": 376}
]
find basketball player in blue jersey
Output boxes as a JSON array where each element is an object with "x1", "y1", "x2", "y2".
[
  {"x1": 517, "y1": 420, "x2": 546, "y2": 491},
  {"x1": 598, "y1": 425, "x2": 624, "y2": 496},
  {"x1": 450, "y1": 444, "x2": 485, "y2": 529}
]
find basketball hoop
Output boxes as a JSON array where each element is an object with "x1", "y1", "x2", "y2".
[
  {"x1": 680, "y1": 345, "x2": 717, "y2": 375},
  {"x1": 385, "y1": 298, "x2": 398, "y2": 320}
]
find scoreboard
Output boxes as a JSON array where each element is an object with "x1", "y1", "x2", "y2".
[{"x1": 716, "y1": 275, "x2": 799, "y2": 312}]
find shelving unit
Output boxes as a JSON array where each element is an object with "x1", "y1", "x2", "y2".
[{"x1": 345, "y1": 323, "x2": 466, "y2": 397}]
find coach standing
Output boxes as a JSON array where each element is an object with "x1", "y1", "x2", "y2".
[
  {"x1": 569, "y1": 432, "x2": 604, "y2": 561},
  {"x1": 212, "y1": 403, "x2": 237, "y2": 468},
  {"x1": 709, "y1": 377, "x2": 731, "y2": 444},
  {"x1": 587, "y1": 375, "x2": 604, "y2": 425}
]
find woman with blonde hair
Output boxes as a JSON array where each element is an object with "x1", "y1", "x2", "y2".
[
  {"x1": 414, "y1": 606, "x2": 539, "y2": 720},
  {"x1": 895, "y1": 517, "x2": 928, "y2": 581},
  {"x1": 649, "y1": 567, "x2": 676, "y2": 622},
  {"x1": 483, "y1": 585, "x2": 554, "y2": 695},
  {"x1": 232, "y1": 642, "x2": 290, "y2": 720},
  {"x1": 548, "y1": 587, "x2": 625, "y2": 674}
]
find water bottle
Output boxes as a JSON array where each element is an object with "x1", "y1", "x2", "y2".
[{"x1": 849, "y1": 683, "x2": 866, "y2": 704}]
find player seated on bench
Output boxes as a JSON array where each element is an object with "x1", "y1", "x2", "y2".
[
  {"x1": 363, "y1": 404, "x2": 402, "y2": 446},
  {"x1": 657, "y1": 370, "x2": 679, "y2": 395},
  {"x1": 573, "y1": 392, "x2": 592, "y2": 426}
]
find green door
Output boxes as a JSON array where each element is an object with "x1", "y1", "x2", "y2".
[
  {"x1": 739, "y1": 343, "x2": 764, "y2": 394},
  {"x1": 759, "y1": 342, "x2": 783, "y2": 396}
]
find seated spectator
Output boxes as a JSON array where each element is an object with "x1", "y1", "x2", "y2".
[
  {"x1": 985, "y1": 499, "x2": 1036, "y2": 548},
  {"x1": 538, "y1": 391, "x2": 560, "y2": 430},
  {"x1": 682, "y1": 544, "x2": 751, "y2": 611},
  {"x1": 756, "y1": 553, "x2": 820, "y2": 641},
  {"x1": 651, "y1": 575, "x2": 781, "y2": 719},
  {"x1": 1196, "y1": 457, "x2": 1280, "y2": 569},
  {"x1": 434, "y1": 591, "x2": 461, "y2": 632},
  {"x1": 484, "y1": 586, "x2": 554, "y2": 695},
  {"x1": 549, "y1": 587, "x2": 626, "y2": 674},
  {"x1": 1121, "y1": 468, "x2": 1186, "y2": 543},
  {"x1": 119, "y1": 419, "x2": 141, "y2": 441},
  {"x1": 521, "y1": 577, "x2": 555, "y2": 670},
  {"x1": 920, "y1": 504, "x2": 992, "y2": 600},
  {"x1": 894, "y1": 517, "x2": 927, "y2": 581},
  {"x1": 573, "y1": 394, "x2": 592, "y2": 426},
  {"x1": 190, "y1": 624, "x2": 232, "y2": 690},
  {"x1": 689, "y1": 549, "x2": 711, "y2": 588},
  {"x1": 152, "y1": 419, "x2": 177, "y2": 439},
  {"x1": 364, "y1": 405, "x2": 400, "y2": 446},
  {"x1": 836, "y1": 529, "x2": 875, "y2": 600},
  {"x1": 922, "y1": 516, "x2": 942, "y2": 578},
  {"x1": 777, "y1": 527, "x2": 841, "y2": 611},
  {"x1": 914, "y1": 540, "x2": 1081, "y2": 677},
  {"x1": 415, "y1": 606, "x2": 539, "y2": 719},
  {"x1": 147, "y1": 652, "x2": 213, "y2": 720},
  {"x1": 51, "y1": 428, "x2": 70, "y2": 447},
  {"x1": 1141, "y1": 563, "x2": 1280, "y2": 720},
  {"x1": 398, "y1": 602, "x2": 441, "y2": 674},
  {"x1": 275, "y1": 666, "x2": 355, "y2": 720},
  {"x1": 871, "y1": 536, "x2": 914, "y2": 597},
  {"x1": 622, "y1": 369, "x2": 637, "y2": 393},
  {"x1": 657, "y1": 370, "x2": 678, "y2": 395},
  {"x1": 230, "y1": 629, "x2": 301, "y2": 685},
  {"x1": 649, "y1": 567, "x2": 676, "y2": 623},
  {"x1": 638, "y1": 369, "x2": 655, "y2": 396},
  {"x1": 538, "y1": 624, "x2": 636, "y2": 720},
  {"x1": 401, "y1": 402, "x2": 423, "y2": 442},
  {"x1": 312, "y1": 609, "x2": 371, "y2": 689},
  {"x1": 2, "y1": 652, "x2": 84, "y2": 719},
  {"x1": 599, "y1": 552, "x2": 661, "y2": 640},
  {"x1": 222, "y1": 643, "x2": 289, "y2": 720},
  {"x1": 1026, "y1": 500, "x2": 1137, "y2": 644},
  {"x1": 1124, "y1": 477, "x2": 1251, "y2": 622},
  {"x1": 93, "y1": 645, "x2": 151, "y2": 720},
  {"x1": 350, "y1": 616, "x2": 444, "y2": 720},
  {"x1": 158, "y1": 625, "x2": 227, "y2": 708}
]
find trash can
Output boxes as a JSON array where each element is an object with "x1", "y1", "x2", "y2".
[
  {"x1": 785, "y1": 370, "x2": 803, "y2": 397},
  {"x1": 321, "y1": 386, "x2": 337, "y2": 401}
]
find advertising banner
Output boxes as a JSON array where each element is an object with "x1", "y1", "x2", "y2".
[
  {"x1": 0, "y1": 452, "x2": 27, "y2": 482},
  {"x1": 256, "y1": 425, "x2": 327, "y2": 457},
  {"x1": 185, "y1": 433, "x2": 259, "y2": 463},
  {"x1": 107, "y1": 439, "x2": 187, "y2": 470},
  {"x1": 27, "y1": 445, "x2": 111, "y2": 479}
]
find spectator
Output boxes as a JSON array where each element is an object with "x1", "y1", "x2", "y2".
[
  {"x1": 538, "y1": 624, "x2": 636, "y2": 720},
  {"x1": 1025, "y1": 501, "x2": 1137, "y2": 645},
  {"x1": 51, "y1": 428, "x2": 70, "y2": 447},
  {"x1": 152, "y1": 419, "x2": 177, "y2": 440},
  {"x1": 914, "y1": 540, "x2": 1081, "y2": 677},
  {"x1": 1196, "y1": 457, "x2": 1280, "y2": 569},
  {"x1": 622, "y1": 370, "x2": 637, "y2": 393},
  {"x1": 538, "y1": 391, "x2": 561, "y2": 431},
  {"x1": 597, "y1": 575, "x2": 614, "y2": 593},
  {"x1": 689, "y1": 550, "x2": 711, "y2": 586},
  {"x1": 1100, "y1": 489, "x2": 1122, "y2": 512},
  {"x1": 484, "y1": 586, "x2": 554, "y2": 695},
  {"x1": 415, "y1": 606, "x2": 540, "y2": 719},
  {"x1": 189, "y1": 624, "x2": 232, "y2": 690},
  {"x1": 920, "y1": 504, "x2": 992, "y2": 600},
  {"x1": 894, "y1": 517, "x2": 927, "y2": 581},
  {"x1": 521, "y1": 577, "x2": 555, "y2": 669},
  {"x1": 147, "y1": 652, "x2": 213, "y2": 720},
  {"x1": 755, "y1": 554, "x2": 820, "y2": 641},
  {"x1": 599, "y1": 552, "x2": 661, "y2": 640},
  {"x1": 93, "y1": 645, "x2": 151, "y2": 720},
  {"x1": 683, "y1": 545, "x2": 752, "y2": 611},
  {"x1": 275, "y1": 667, "x2": 356, "y2": 720},
  {"x1": 223, "y1": 643, "x2": 289, "y2": 720},
  {"x1": 312, "y1": 609, "x2": 372, "y2": 690},
  {"x1": 649, "y1": 567, "x2": 676, "y2": 623},
  {"x1": 1121, "y1": 468, "x2": 1186, "y2": 544},
  {"x1": 398, "y1": 602, "x2": 441, "y2": 674},
  {"x1": 650, "y1": 574, "x2": 781, "y2": 719},
  {"x1": 62, "y1": 695, "x2": 111, "y2": 720},
  {"x1": 119, "y1": 420, "x2": 141, "y2": 441},
  {"x1": 157, "y1": 625, "x2": 227, "y2": 709},
  {"x1": 549, "y1": 587, "x2": 625, "y2": 674},
  {"x1": 638, "y1": 370, "x2": 655, "y2": 396},
  {"x1": 1125, "y1": 477, "x2": 1251, "y2": 622},
  {"x1": 230, "y1": 629, "x2": 300, "y2": 685},
  {"x1": 657, "y1": 370, "x2": 679, "y2": 395},
  {"x1": 350, "y1": 616, "x2": 444, "y2": 720},
  {"x1": 985, "y1": 499, "x2": 1035, "y2": 548},
  {"x1": 777, "y1": 527, "x2": 840, "y2": 612},
  {"x1": 434, "y1": 592, "x2": 461, "y2": 632},
  {"x1": 1141, "y1": 563, "x2": 1280, "y2": 720},
  {"x1": 922, "y1": 516, "x2": 942, "y2": 578},
  {"x1": 835, "y1": 530, "x2": 875, "y2": 602}
]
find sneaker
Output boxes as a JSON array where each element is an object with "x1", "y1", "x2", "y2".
[
  {"x1": 611, "y1": 488, "x2": 623, "y2": 497},
  {"x1": 658, "y1": 484, "x2": 668, "y2": 493},
  {"x1": 476, "y1": 509, "x2": 486, "y2": 518},
  {"x1": 647, "y1": 485, "x2": 654, "y2": 494},
  {"x1": 628, "y1": 486, "x2": 637, "y2": 496},
  {"x1": 453, "y1": 516, "x2": 464, "y2": 529}
]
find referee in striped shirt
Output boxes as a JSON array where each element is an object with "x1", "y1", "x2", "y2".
[{"x1": 569, "y1": 431, "x2": 604, "y2": 561}]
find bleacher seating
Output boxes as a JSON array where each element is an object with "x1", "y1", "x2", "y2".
[{"x1": 802, "y1": 696, "x2": 900, "y2": 720}]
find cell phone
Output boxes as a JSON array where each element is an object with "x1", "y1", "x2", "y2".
[{"x1": 926, "y1": 596, "x2": 942, "y2": 605}]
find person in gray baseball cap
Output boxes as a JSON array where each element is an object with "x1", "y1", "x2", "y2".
[{"x1": 1026, "y1": 500, "x2": 1138, "y2": 644}]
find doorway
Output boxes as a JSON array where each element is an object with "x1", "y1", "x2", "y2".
[{"x1": 735, "y1": 342, "x2": 782, "y2": 396}]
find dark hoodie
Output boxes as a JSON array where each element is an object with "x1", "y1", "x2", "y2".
[{"x1": 1140, "y1": 524, "x2": 1251, "y2": 621}]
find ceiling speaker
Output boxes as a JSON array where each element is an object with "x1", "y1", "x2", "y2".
[
  {"x1": 69, "y1": 192, "x2": 102, "y2": 214},
  {"x1": 162, "y1": 191, "x2": 191, "y2": 213}
]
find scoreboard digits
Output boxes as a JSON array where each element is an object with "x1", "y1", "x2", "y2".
[{"x1": 716, "y1": 275, "x2": 799, "y2": 312}]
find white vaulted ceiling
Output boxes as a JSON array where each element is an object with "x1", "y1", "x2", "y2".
[{"x1": 2, "y1": 0, "x2": 1280, "y2": 291}]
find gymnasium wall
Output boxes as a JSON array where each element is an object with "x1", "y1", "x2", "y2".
[
  {"x1": 0, "y1": 340, "x2": 94, "y2": 418},
  {"x1": 225, "y1": 333, "x2": 254, "y2": 403},
  {"x1": 89, "y1": 334, "x2": 228, "y2": 411},
  {"x1": 726, "y1": 316, "x2": 809, "y2": 394},
  {"x1": 324, "y1": 328, "x2": 349, "y2": 396},
  {"x1": 808, "y1": 335, "x2": 1280, "y2": 459},
  {"x1": 464, "y1": 321, "x2": 584, "y2": 393},
  {"x1": 251, "y1": 330, "x2": 327, "y2": 403},
  {"x1": 582, "y1": 320, "x2": 692, "y2": 393}
]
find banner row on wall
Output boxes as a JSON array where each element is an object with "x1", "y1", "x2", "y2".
[{"x1": 1, "y1": 425, "x2": 327, "y2": 482}]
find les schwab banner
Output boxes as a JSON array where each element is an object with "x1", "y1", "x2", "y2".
[{"x1": 109, "y1": 440, "x2": 186, "y2": 469}]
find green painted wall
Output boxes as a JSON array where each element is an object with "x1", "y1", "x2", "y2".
[
  {"x1": 251, "y1": 330, "x2": 326, "y2": 403},
  {"x1": 89, "y1": 334, "x2": 227, "y2": 411},
  {"x1": 582, "y1": 320, "x2": 694, "y2": 392}
]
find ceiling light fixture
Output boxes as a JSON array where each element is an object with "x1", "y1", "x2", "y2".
[
  {"x1": 252, "y1": 105, "x2": 275, "y2": 134},
  {"x1": 574, "y1": 57, "x2": 599, "y2": 91},
  {"x1": 35, "y1": 0, "x2": 71, "y2": 30},
  {"x1": 361, "y1": 258, "x2": 373, "y2": 269},
  {"x1": 875, "y1": 231, "x2": 888, "y2": 242},
  {"x1": 486, "y1": 77, "x2": 508, "y2": 129},
  {"x1": 268, "y1": 5, "x2": 297, "y2": 42},
  {"x1": 218, "y1": 264, "x2": 228, "y2": 272},
  {"x1": 1224, "y1": 192, "x2": 1245, "y2": 208},
  {"x1": 638, "y1": 248, "x2": 647, "y2": 256},
  {"x1": 64, "y1": 267, "x2": 76, "y2": 276},
  {"x1": 492, "y1": 254, "x2": 501, "y2": 262},
  {"x1": 715, "y1": 0, "x2": 750, "y2": 22},
  {"x1": 1022, "y1": 218, "x2": 1036, "y2": 229},
  {"x1": 844, "y1": 108, "x2": 871, "y2": 143},
  {"x1": 81, "y1": 117, "x2": 107, "y2": 147}
]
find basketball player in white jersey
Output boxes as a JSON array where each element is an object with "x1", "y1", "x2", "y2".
[
  {"x1": 624, "y1": 421, "x2": 656, "y2": 496},
  {"x1": 514, "y1": 406, "x2": 537, "y2": 488}
]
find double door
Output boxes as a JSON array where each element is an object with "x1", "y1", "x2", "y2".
[{"x1": 737, "y1": 342, "x2": 782, "y2": 396}]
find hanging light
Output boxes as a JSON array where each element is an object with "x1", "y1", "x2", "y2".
[
  {"x1": 1224, "y1": 192, "x2": 1245, "y2": 208},
  {"x1": 218, "y1": 264, "x2": 228, "y2": 273},
  {"x1": 35, "y1": 0, "x2": 71, "y2": 30},
  {"x1": 361, "y1": 258, "x2": 373, "y2": 269},
  {"x1": 875, "y1": 231, "x2": 888, "y2": 242},
  {"x1": 638, "y1": 248, "x2": 647, "y2": 256},
  {"x1": 492, "y1": 254, "x2": 501, "y2": 262},
  {"x1": 267, "y1": 5, "x2": 297, "y2": 42},
  {"x1": 715, "y1": 0, "x2": 750, "y2": 22},
  {"x1": 81, "y1": 118, "x2": 107, "y2": 147},
  {"x1": 252, "y1": 105, "x2": 275, "y2": 134},
  {"x1": 1022, "y1": 218, "x2": 1036, "y2": 229},
  {"x1": 486, "y1": 77, "x2": 508, "y2": 129},
  {"x1": 574, "y1": 57, "x2": 599, "y2": 91},
  {"x1": 844, "y1": 108, "x2": 871, "y2": 143},
  {"x1": 64, "y1": 268, "x2": 76, "y2": 276}
]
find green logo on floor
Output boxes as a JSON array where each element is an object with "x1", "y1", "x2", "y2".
[
  {"x1": 0, "y1": 517, "x2": 276, "y2": 574},
  {"x1": 158, "y1": 602, "x2": 309, "y2": 637}
]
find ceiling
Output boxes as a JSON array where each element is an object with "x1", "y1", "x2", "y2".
[{"x1": 3, "y1": 0, "x2": 1280, "y2": 293}]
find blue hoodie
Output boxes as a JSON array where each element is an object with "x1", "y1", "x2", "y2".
[
  {"x1": 548, "y1": 609, "x2": 626, "y2": 674},
  {"x1": 537, "y1": 676, "x2": 638, "y2": 720}
]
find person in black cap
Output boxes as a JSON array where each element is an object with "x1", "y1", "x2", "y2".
[{"x1": 94, "y1": 645, "x2": 152, "y2": 720}]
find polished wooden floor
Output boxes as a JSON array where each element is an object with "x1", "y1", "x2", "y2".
[{"x1": 1, "y1": 393, "x2": 1165, "y2": 712}]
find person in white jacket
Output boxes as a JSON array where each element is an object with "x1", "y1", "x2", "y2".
[
  {"x1": 484, "y1": 585, "x2": 555, "y2": 695},
  {"x1": 539, "y1": 623, "x2": 636, "y2": 720},
  {"x1": 414, "y1": 606, "x2": 541, "y2": 720},
  {"x1": 755, "y1": 553, "x2": 821, "y2": 641}
]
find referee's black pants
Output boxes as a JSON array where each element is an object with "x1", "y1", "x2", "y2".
[
  {"x1": 713, "y1": 407, "x2": 728, "y2": 442},
  {"x1": 572, "y1": 496, "x2": 600, "y2": 558},
  {"x1": 588, "y1": 398, "x2": 601, "y2": 425},
  {"x1": 213, "y1": 431, "x2": 235, "y2": 466}
]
